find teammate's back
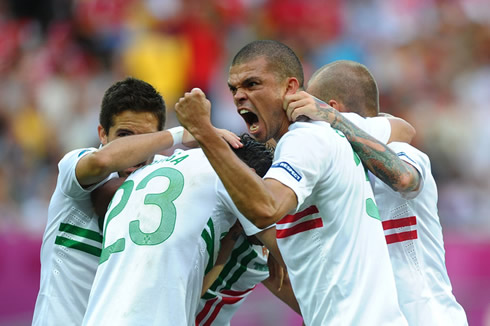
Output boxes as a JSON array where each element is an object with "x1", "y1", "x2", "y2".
[
  {"x1": 83, "y1": 148, "x2": 218, "y2": 326},
  {"x1": 372, "y1": 142, "x2": 468, "y2": 325}
]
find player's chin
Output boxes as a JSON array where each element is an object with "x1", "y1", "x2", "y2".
[{"x1": 248, "y1": 126, "x2": 266, "y2": 143}]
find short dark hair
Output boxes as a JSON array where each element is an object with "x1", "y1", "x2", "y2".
[
  {"x1": 308, "y1": 60, "x2": 379, "y2": 117},
  {"x1": 232, "y1": 40, "x2": 304, "y2": 88},
  {"x1": 232, "y1": 134, "x2": 274, "y2": 177},
  {"x1": 99, "y1": 77, "x2": 166, "y2": 133}
]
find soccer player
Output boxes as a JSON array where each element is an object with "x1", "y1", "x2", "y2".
[
  {"x1": 175, "y1": 40, "x2": 408, "y2": 325},
  {"x1": 197, "y1": 230, "x2": 300, "y2": 325},
  {"x1": 286, "y1": 60, "x2": 468, "y2": 325},
  {"x1": 197, "y1": 135, "x2": 301, "y2": 325},
  {"x1": 32, "y1": 77, "x2": 205, "y2": 326},
  {"x1": 82, "y1": 135, "x2": 276, "y2": 325}
]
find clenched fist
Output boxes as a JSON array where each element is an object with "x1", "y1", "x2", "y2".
[{"x1": 175, "y1": 88, "x2": 212, "y2": 136}]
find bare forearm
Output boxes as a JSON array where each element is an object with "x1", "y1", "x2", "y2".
[
  {"x1": 194, "y1": 129, "x2": 279, "y2": 228},
  {"x1": 319, "y1": 106, "x2": 420, "y2": 192},
  {"x1": 78, "y1": 130, "x2": 175, "y2": 186},
  {"x1": 256, "y1": 227, "x2": 286, "y2": 268},
  {"x1": 262, "y1": 275, "x2": 302, "y2": 316}
]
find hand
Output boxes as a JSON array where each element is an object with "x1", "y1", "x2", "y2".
[
  {"x1": 175, "y1": 88, "x2": 213, "y2": 135},
  {"x1": 215, "y1": 128, "x2": 242, "y2": 149},
  {"x1": 283, "y1": 91, "x2": 335, "y2": 123},
  {"x1": 267, "y1": 253, "x2": 285, "y2": 291},
  {"x1": 181, "y1": 128, "x2": 243, "y2": 149}
]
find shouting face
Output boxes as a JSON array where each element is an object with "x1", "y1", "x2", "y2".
[{"x1": 228, "y1": 56, "x2": 292, "y2": 143}]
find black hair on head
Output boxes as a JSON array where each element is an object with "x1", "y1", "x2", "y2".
[
  {"x1": 99, "y1": 77, "x2": 166, "y2": 133},
  {"x1": 232, "y1": 134, "x2": 274, "y2": 177},
  {"x1": 232, "y1": 40, "x2": 304, "y2": 88}
]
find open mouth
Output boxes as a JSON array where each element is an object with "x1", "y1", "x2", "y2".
[{"x1": 239, "y1": 109, "x2": 259, "y2": 132}]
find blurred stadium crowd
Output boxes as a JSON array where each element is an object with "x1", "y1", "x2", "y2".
[
  {"x1": 1, "y1": 0, "x2": 490, "y2": 325},
  {"x1": 0, "y1": 0, "x2": 489, "y2": 236}
]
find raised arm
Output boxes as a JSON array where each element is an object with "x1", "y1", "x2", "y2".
[
  {"x1": 76, "y1": 128, "x2": 185, "y2": 187},
  {"x1": 284, "y1": 91, "x2": 420, "y2": 193},
  {"x1": 77, "y1": 127, "x2": 242, "y2": 188},
  {"x1": 175, "y1": 89, "x2": 297, "y2": 229}
]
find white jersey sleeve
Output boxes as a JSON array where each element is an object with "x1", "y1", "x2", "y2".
[
  {"x1": 216, "y1": 180, "x2": 266, "y2": 236},
  {"x1": 341, "y1": 112, "x2": 391, "y2": 144},
  {"x1": 264, "y1": 121, "x2": 329, "y2": 212},
  {"x1": 58, "y1": 148, "x2": 116, "y2": 197}
]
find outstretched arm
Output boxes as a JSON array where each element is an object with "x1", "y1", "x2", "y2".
[
  {"x1": 77, "y1": 127, "x2": 242, "y2": 188},
  {"x1": 284, "y1": 92, "x2": 420, "y2": 193},
  {"x1": 77, "y1": 127, "x2": 185, "y2": 187}
]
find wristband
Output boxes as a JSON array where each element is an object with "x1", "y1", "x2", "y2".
[{"x1": 168, "y1": 126, "x2": 184, "y2": 146}]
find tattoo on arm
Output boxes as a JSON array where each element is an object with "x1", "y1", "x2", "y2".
[{"x1": 315, "y1": 102, "x2": 420, "y2": 193}]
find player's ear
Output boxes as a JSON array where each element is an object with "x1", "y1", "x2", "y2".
[
  {"x1": 98, "y1": 125, "x2": 108, "y2": 145},
  {"x1": 328, "y1": 100, "x2": 345, "y2": 112},
  {"x1": 284, "y1": 77, "x2": 300, "y2": 96}
]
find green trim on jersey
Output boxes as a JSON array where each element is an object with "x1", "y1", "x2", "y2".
[
  {"x1": 201, "y1": 292, "x2": 217, "y2": 300},
  {"x1": 54, "y1": 236, "x2": 102, "y2": 257},
  {"x1": 201, "y1": 218, "x2": 215, "y2": 274},
  {"x1": 58, "y1": 223, "x2": 103, "y2": 242},
  {"x1": 222, "y1": 250, "x2": 257, "y2": 291},
  {"x1": 210, "y1": 238, "x2": 256, "y2": 292}
]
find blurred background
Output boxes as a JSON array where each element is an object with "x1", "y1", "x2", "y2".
[{"x1": 0, "y1": 0, "x2": 489, "y2": 325}]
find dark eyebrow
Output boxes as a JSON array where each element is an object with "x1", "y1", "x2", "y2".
[
  {"x1": 228, "y1": 76, "x2": 260, "y2": 92},
  {"x1": 115, "y1": 128, "x2": 134, "y2": 135},
  {"x1": 242, "y1": 77, "x2": 259, "y2": 86}
]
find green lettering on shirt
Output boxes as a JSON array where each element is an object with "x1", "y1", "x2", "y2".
[{"x1": 170, "y1": 155, "x2": 189, "y2": 165}]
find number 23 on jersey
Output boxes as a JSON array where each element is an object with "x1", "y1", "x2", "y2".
[{"x1": 99, "y1": 167, "x2": 184, "y2": 264}]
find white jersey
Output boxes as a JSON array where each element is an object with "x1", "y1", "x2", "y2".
[
  {"x1": 264, "y1": 121, "x2": 407, "y2": 325},
  {"x1": 370, "y1": 142, "x2": 468, "y2": 325},
  {"x1": 196, "y1": 182, "x2": 269, "y2": 326},
  {"x1": 341, "y1": 112, "x2": 391, "y2": 143},
  {"x1": 33, "y1": 148, "x2": 117, "y2": 326},
  {"x1": 83, "y1": 149, "x2": 218, "y2": 326}
]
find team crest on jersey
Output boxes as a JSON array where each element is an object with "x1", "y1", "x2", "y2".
[{"x1": 271, "y1": 162, "x2": 302, "y2": 181}]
